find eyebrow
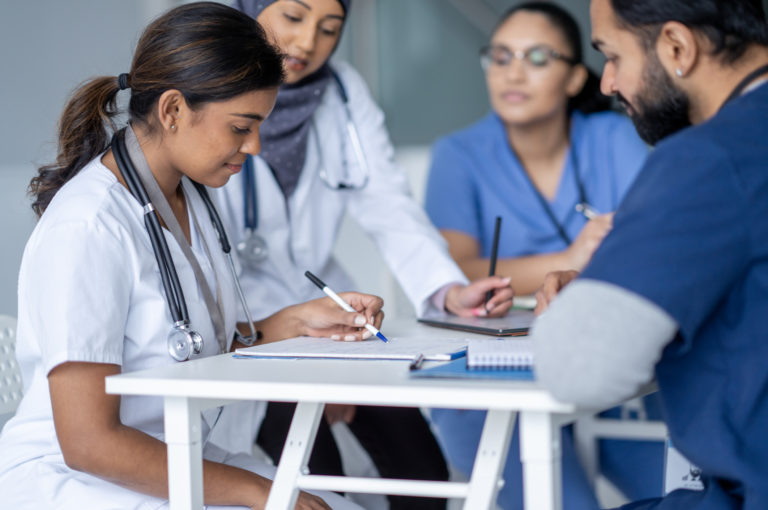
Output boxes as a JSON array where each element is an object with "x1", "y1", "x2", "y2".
[
  {"x1": 282, "y1": 0, "x2": 344, "y2": 21},
  {"x1": 230, "y1": 113, "x2": 265, "y2": 121}
]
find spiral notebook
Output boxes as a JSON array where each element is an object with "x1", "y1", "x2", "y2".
[{"x1": 467, "y1": 338, "x2": 534, "y2": 370}]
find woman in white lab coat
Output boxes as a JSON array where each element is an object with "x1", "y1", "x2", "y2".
[
  {"x1": 216, "y1": 1, "x2": 514, "y2": 508},
  {"x1": 0, "y1": 4, "x2": 379, "y2": 509}
]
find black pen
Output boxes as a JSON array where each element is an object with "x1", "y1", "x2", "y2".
[
  {"x1": 409, "y1": 353, "x2": 425, "y2": 371},
  {"x1": 485, "y1": 216, "x2": 502, "y2": 307}
]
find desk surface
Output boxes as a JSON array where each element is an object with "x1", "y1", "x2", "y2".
[{"x1": 106, "y1": 320, "x2": 573, "y2": 413}]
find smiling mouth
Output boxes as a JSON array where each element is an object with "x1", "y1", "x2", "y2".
[
  {"x1": 501, "y1": 91, "x2": 529, "y2": 103},
  {"x1": 285, "y1": 56, "x2": 308, "y2": 71}
]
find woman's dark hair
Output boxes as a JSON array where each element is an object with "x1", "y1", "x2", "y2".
[
  {"x1": 494, "y1": 1, "x2": 611, "y2": 114},
  {"x1": 610, "y1": 0, "x2": 768, "y2": 63},
  {"x1": 29, "y1": 1, "x2": 285, "y2": 217}
]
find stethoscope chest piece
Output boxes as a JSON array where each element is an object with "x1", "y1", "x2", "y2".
[
  {"x1": 167, "y1": 321, "x2": 204, "y2": 362},
  {"x1": 237, "y1": 229, "x2": 269, "y2": 269}
]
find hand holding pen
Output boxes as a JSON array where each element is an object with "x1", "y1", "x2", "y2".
[{"x1": 305, "y1": 271, "x2": 389, "y2": 342}]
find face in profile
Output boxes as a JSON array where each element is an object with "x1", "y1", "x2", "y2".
[
  {"x1": 590, "y1": 0, "x2": 691, "y2": 145},
  {"x1": 483, "y1": 10, "x2": 586, "y2": 128},
  {"x1": 256, "y1": 0, "x2": 345, "y2": 84},
  {"x1": 167, "y1": 88, "x2": 278, "y2": 188}
]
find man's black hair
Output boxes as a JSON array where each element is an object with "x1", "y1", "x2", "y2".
[{"x1": 610, "y1": 0, "x2": 768, "y2": 63}]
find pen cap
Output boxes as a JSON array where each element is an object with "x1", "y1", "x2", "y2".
[{"x1": 305, "y1": 270, "x2": 327, "y2": 289}]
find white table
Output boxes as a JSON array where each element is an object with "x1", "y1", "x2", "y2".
[{"x1": 106, "y1": 320, "x2": 590, "y2": 510}]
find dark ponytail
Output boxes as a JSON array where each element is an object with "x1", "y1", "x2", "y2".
[
  {"x1": 29, "y1": 1, "x2": 284, "y2": 217},
  {"x1": 571, "y1": 69, "x2": 611, "y2": 114},
  {"x1": 494, "y1": 1, "x2": 611, "y2": 114},
  {"x1": 29, "y1": 77, "x2": 121, "y2": 217}
]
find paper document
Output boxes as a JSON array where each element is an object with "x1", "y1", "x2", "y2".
[{"x1": 235, "y1": 336, "x2": 468, "y2": 361}]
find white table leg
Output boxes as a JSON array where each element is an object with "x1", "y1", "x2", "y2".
[
  {"x1": 519, "y1": 411, "x2": 562, "y2": 510},
  {"x1": 574, "y1": 415, "x2": 598, "y2": 488},
  {"x1": 266, "y1": 401, "x2": 324, "y2": 510},
  {"x1": 164, "y1": 396, "x2": 203, "y2": 510},
  {"x1": 463, "y1": 409, "x2": 517, "y2": 510}
]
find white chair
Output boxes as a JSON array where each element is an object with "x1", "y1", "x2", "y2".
[
  {"x1": 0, "y1": 315, "x2": 22, "y2": 430},
  {"x1": 574, "y1": 396, "x2": 668, "y2": 507}
]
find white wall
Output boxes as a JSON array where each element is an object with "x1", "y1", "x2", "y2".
[{"x1": 0, "y1": 1, "x2": 177, "y2": 316}]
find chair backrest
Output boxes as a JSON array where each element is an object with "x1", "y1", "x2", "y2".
[{"x1": 0, "y1": 315, "x2": 22, "y2": 418}]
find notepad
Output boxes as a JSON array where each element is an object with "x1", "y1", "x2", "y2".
[
  {"x1": 410, "y1": 357, "x2": 535, "y2": 380},
  {"x1": 466, "y1": 338, "x2": 534, "y2": 370},
  {"x1": 235, "y1": 336, "x2": 468, "y2": 361}
]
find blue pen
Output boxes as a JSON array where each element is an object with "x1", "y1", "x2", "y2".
[{"x1": 305, "y1": 271, "x2": 389, "y2": 343}]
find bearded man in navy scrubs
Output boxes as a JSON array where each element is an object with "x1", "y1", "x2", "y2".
[{"x1": 531, "y1": 0, "x2": 768, "y2": 509}]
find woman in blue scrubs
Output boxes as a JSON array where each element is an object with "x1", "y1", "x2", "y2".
[
  {"x1": 426, "y1": 2, "x2": 646, "y2": 297},
  {"x1": 425, "y1": 3, "x2": 662, "y2": 509}
]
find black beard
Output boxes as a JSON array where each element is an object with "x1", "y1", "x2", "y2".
[{"x1": 626, "y1": 53, "x2": 692, "y2": 146}]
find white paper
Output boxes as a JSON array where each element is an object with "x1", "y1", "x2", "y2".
[{"x1": 235, "y1": 335, "x2": 468, "y2": 361}]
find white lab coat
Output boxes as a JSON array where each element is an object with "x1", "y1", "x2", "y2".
[
  {"x1": 215, "y1": 61, "x2": 467, "y2": 322},
  {"x1": 0, "y1": 158, "x2": 359, "y2": 510}
]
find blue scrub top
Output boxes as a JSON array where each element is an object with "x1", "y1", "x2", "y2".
[
  {"x1": 425, "y1": 110, "x2": 647, "y2": 257},
  {"x1": 582, "y1": 83, "x2": 768, "y2": 510}
]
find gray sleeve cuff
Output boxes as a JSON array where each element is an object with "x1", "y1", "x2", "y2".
[{"x1": 531, "y1": 279, "x2": 678, "y2": 408}]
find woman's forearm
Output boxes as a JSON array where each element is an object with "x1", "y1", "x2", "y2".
[
  {"x1": 49, "y1": 362, "x2": 269, "y2": 508},
  {"x1": 70, "y1": 423, "x2": 270, "y2": 506},
  {"x1": 458, "y1": 251, "x2": 573, "y2": 295}
]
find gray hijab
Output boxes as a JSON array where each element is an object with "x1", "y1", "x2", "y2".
[{"x1": 234, "y1": 0, "x2": 350, "y2": 197}]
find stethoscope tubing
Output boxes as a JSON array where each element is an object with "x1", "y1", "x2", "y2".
[
  {"x1": 113, "y1": 132, "x2": 190, "y2": 324},
  {"x1": 113, "y1": 129, "x2": 259, "y2": 356},
  {"x1": 240, "y1": 68, "x2": 370, "y2": 237}
]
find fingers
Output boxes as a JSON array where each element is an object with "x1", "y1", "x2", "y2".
[
  {"x1": 304, "y1": 294, "x2": 386, "y2": 341},
  {"x1": 294, "y1": 492, "x2": 332, "y2": 510},
  {"x1": 534, "y1": 270, "x2": 579, "y2": 316},
  {"x1": 483, "y1": 285, "x2": 515, "y2": 317},
  {"x1": 338, "y1": 291, "x2": 384, "y2": 324},
  {"x1": 534, "y1": 288, "x2": 549, "y2": 316}
]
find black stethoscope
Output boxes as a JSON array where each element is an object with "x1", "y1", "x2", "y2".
[
  {"x1": 236, "y1": 69, "x2": 370, "y2": 268},
  {"x1": 522, "y1": 146, "x2": 592, "y2": 246},
  {"x1": 111, "y1": 129, "x2": 259, "y2": 361}
]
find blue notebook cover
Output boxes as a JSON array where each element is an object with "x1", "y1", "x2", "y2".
[{"x1": 410, "y1": 357, "x2": 535, "y2": 381}]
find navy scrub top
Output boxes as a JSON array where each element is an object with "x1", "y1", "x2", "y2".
[{"x1": 582, "y1": 83, "x2": 768, "y2": 510}]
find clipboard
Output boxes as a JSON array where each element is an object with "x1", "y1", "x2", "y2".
[{"x1": 417, "y1": 309, "x2": 534, "y2": 336}]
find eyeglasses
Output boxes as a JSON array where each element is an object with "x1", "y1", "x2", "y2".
[{"x1": 480, "y1": 44, "x2": 576, "y2": 71}]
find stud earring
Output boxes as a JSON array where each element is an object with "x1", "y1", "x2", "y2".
[
  {"x1": 170, "y1": 124, "x2": 176, "y2": 131},
  {"x1": 675, "y1": 68, "x2": 684, "y2": 77}
]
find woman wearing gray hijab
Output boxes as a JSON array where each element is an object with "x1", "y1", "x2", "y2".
[{"x1": 214, "y1": 1, "x2": 515, "y2": 509}]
